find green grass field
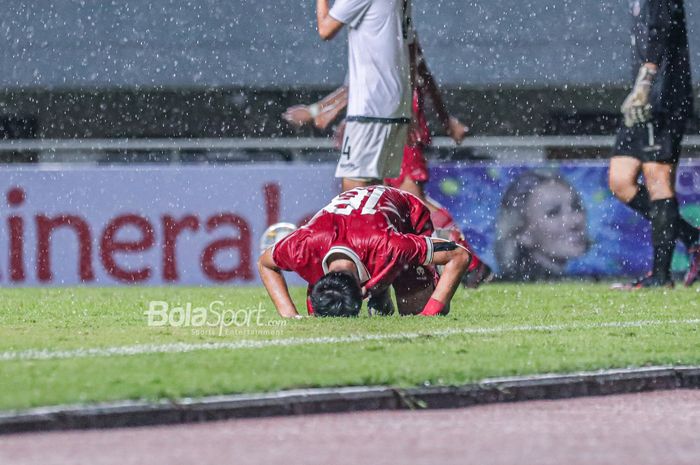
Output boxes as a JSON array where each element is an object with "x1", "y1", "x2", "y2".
[{"x1": 0, "y1": 284, "x2": 699, "y2": 412}]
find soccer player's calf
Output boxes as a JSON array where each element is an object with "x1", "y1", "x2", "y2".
[{"x1": 393, "y1": 264, "x2": 448, "y2": 316}]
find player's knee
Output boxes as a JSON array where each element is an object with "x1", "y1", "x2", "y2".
[
  {"x1": 454, "y1": 247, "x2": 472, "y2": 273},
  {"x1": 395, "y1": 284, "x2": 433, "y2": 316},
  {"x1": 310, "y1": 272, "x2": 362, "y2": 317},
  {"x1": 646, "y1": 183, "x2": 674, "y2": 201},
  {"x1": 608, "y1": 172, "x2": 636, "y2": 202},
  {"x1": 643, "y1": 170, "x2": 674, "y2": 200}
]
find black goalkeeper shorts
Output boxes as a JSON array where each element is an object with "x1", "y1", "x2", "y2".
[{"x1": 613, "y1": 116, "x2": 687, "y2": 164}]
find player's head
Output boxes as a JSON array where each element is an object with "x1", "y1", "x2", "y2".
[{"x1": 310, "y1": 271, "x2": 362, "y2": 317}]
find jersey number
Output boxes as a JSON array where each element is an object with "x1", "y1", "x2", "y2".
[
  {"x1": 323, "y1": 187, "x2": 386, "y2": 216},
  {"x1": 341, "y1": 136, "x2": 351, "y2": 160}
]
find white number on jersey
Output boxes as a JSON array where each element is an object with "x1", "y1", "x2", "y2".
[{"x1": 323, "y1": 187, "x2": 387, "y2": 216}]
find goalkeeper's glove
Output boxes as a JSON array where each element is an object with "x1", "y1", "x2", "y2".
[{"x1": 621, "y1": 65, "x2": 657, "y2": 127}]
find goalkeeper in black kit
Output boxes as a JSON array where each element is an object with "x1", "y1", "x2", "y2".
[{"x1": 609, "y1": 0, "x2": 700, "y2": 289}]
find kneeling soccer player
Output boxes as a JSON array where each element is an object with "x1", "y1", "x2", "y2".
[{"x1": 258, "y1": 186, "x2": 471, "y2": 318}]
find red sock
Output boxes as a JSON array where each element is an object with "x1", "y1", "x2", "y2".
[{"x1": 420, "y1": 298, "x2": 445, "y2": 316}]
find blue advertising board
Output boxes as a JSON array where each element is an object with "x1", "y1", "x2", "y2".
[{"x1": 427, "y1": 163, "x2": 700, "y2": 280}]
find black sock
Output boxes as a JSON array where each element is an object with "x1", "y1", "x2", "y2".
[
  {"x1": 677, "y1": 216, "x2": 700, "y2": 249},
  {"x1": 627, "y1": 185, "x2": 651, "y2": 219},
  {"x1": 650, "y1": 198, "x2": 679, "y2": 281},
  {"x1": 627, "y1": 186, "x2": 698, "y2": 248}
]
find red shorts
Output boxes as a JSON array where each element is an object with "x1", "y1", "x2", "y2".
[{"x1": 384, "y1": 144, "x2": 429, "y2": 187}]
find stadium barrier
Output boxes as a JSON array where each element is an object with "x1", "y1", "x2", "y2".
[
  {"x1": 1, "y1": 137, "x2": 700, "y2": 286},
  {"x1": 0, "y1": 164, "x2": 337, "y2": 286},
  {"x1": 0, "y1": 136, "x2": 699, "y2": 163}
]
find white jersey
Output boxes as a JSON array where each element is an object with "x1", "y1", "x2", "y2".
[{"x1": 330, "y1": 0, "x2": 412, "y2": 122}]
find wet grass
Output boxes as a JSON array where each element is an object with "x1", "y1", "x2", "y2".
[{"x1": 0, "y1": 284, "x2": 698, "y2": 411}]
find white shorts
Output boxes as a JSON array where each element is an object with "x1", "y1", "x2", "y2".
[{"x1": 335, "y1": 120, "x2": 408, "y2": 180}]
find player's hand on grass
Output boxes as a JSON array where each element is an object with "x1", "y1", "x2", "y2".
[
  {"x1": 446, "y1": 116, "x2": 468, "y2": 145},
  {"x1": 282, "y1": 104, "x2": 316, "y2": 127},
  {"x1": 621, "y1": 65, "x2": 657, "y2": 127}
]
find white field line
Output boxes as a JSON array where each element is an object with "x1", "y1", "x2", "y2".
[{"x1": 1, "y1": 318, "x2": 699, "y2": 363}]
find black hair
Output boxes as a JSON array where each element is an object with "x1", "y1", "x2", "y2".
[{"x1": 310, "y1": 271, "x2": 362, "y2": 317}]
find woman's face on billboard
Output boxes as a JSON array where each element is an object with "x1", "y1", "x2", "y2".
[{"x1": 520, "y1": 181, "x2": 588, "y2": 262}]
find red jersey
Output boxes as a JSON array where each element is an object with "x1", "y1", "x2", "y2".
[{"x1": 272, "y1": 186, "x2": 435, "y2": 297}]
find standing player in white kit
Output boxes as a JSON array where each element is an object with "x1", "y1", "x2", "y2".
[{"x1": 316, "y1": 0, "x2": 412, "y2": 192}]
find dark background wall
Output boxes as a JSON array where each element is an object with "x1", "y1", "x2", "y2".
[
  {"x1": 0, "y1": 1, "x2": 698, "y2": 138},
  {"x1": 3, "y1": 1, "x2": 700, "y2": 88}
]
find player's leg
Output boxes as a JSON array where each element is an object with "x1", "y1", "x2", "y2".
[
  {"x1": 642, "y1": 161, "x2": 677, "y2": 285},
  {"x1": 610, "y1": 122, "x2": 669, "y2": 288},
  {"x1": 395, "y1": 283, "x2": 436, "y2": 316},
  {"x1": 423, "y1": 192, "x2": 491, "y2": 287},
  {"x1": 658, "y1": 124, "x2": 700, "y2": 286},
  {"x1": 385, "y1": 144, "x2": 428, "y2": 194},
  {"x1": 609, "y1": 156, "x2": 698, "y2": 249},
  {"x1": 643, "y1": 121, "x2": 700, "y2": 285},
  {"x1": 611, "y1": 118, "x2": 698, "y2": 288},
  {"x1": 395, "y1": 175, "x2": 422, "y2": 197},
  {"x1": 336, "y1": 120, "x2": 406, "y2": 193},
  {"x1": 338, "y1": 121, "x2": 382, "y2": 192},
  {"x1": 609, "y1": 155, "x2": 643, "y2": 204},
  {"x1": 610, "y1": 154, "x2": 700, "y2": 286},
  {"x1": 662, "y1": 125, "x2": 700, "y2": 286},
  {"x1": 398, "y1": 178, "x2": 491, "y2": 288},
  {"x1": 393, "y1": 265, "x2": 448, "y2": 316},
  {"x1": 609, "y1": 123, "x2": 654, "y2": 220},
  {"x1": 388, "y1": 145, "x2": 490, "y2": 287}
]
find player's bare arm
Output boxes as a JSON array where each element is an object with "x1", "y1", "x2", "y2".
[
  {"x1": 313, "y1": 86, "x2": 348, "y2": 129},
  {"x1": 282, "y1": 86, "x2": 348, "y2": 129},
  {"x1": 258, "y1": 247, "x2": 301, "y2": 318},
  {"x1": 420, "y1": 241, "x2": 471, "y2": 316},
  {"x1": 317, "y1": 0, "x2": 344, "y2": 40},
  {"x1": 281, "y1": 105, "x2": 315, "y2": 128},
  {"x1": 414, "y1": 40, "x2": 468, "y2": 144}
]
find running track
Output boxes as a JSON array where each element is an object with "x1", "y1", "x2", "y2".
[{"x1": 1, "y1": 390, "x2": 699, "y2": 465}]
